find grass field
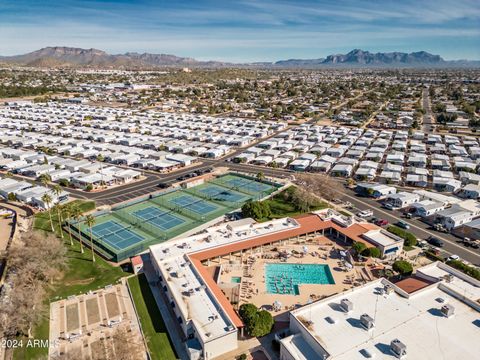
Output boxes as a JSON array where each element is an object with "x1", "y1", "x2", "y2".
[
  {"x1": 15, "y1": 200, "x2": 126, "y2": 359},
  {"x1": 128, "y1": 274, "x2": 177, "y2": 360},
  {"x1": 261, "y1": 186, "x2": 328, "y2": 221}
]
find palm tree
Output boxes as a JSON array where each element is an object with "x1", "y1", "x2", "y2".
[
  {"x1": 71, "y1": 205, "x2": 84, "y2": 253},
  {"x1": 41, "y1": 193, "x2": 54, "y2": 232},
  {"x1": 85, "y1": 215, "x2": 96, "y2": 262},
  {"x1": 52, "y1": 185, "x2": 64, "y2": 238},
  {"x1": 63, "y1": 203, "x2": 74, "y2": 246}
]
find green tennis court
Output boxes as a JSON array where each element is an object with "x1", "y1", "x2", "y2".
[
  {"x1": 69, "y1": 173, "x2": 282, "y2": 262},
  {"x1": 91, "y1": 220, "x2": 144, "y2": 251},
  {"x1": 132, "y1": 206, "x2": 185, "y2": 231},
  {"x1": 168, "y1": 194, "x2": 218, "y2": 214},
  {"x1": 197, "y1": 184, "x2": 249, "y2": 202}
]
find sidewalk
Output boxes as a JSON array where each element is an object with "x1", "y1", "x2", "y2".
[{"x1": 143, "y1": 260, "x2": 189, "y2": 360}]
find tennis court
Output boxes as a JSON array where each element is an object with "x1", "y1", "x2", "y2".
[
  {"x1": 225, "y1": 177, "x2": 274, "y2": 193},
  {"x1": 70, "y1": 173, "x2": 282, "y2": 262},
  {"x1": 132, "y1": 206, "x2": 185, "y2": 231},
  {"x1": 168, "y1": 194, "x2": 219, "y2": 215},
  {"x1": 91, "y1": 220, "x2": 144, "y2": 251},
  {"x1": 198, "y1": 184, "x2": 249, "y2": 203}
]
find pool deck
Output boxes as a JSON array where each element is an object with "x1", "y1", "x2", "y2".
[{"x1": 216, "y1": 236, "x2": 361, "y2": 317}]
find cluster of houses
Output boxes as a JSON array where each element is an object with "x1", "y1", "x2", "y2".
[
  {"x1": 0, "y1": 103, "x2": 287, "y2": 187},
  {"x1": 0, "y1": 103, "x2": 285, "y2": 160},
  {"x1": 355, "y1": 182, "x2": 480, "y2": 235},
  {"x1": 0, "y1": 175, "x2": 69, "y2": 209},
  {"x1": 235, "y1": 124, "x2": 480, "y2": 194},
  {"x1": 0, "y1": 146, "x2": 143, "y2": 190}
]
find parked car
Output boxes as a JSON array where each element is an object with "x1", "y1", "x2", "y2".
[
  {"x1": 434, "y1": 223, "x2": 449, "y2": 233},
  {"x1": 396, "y1": 221, "x2": 410, "y2": 230},
  {"x1": 357, "y1": 210, "x2": 374, "y2": 218},
  {"x1": 463, "y1": 237, "x2": 480, "y2": 249},
  {"x1": 447, "y1": 255, "x2": 460, "y2": 262},
  {"x1": 375, "y1": 219, "x2": 389, "y2": 226},
  {"x1": 157, "y1": 182, "x2": 170, "y2": 189},
  {"x1": 383, "y1": 202, "x2": 394, "y2": 210},
  {"x1": 427, "y1": 236, "x2": 444, "y2": 247}
]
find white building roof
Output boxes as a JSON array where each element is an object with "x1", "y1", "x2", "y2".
[{"x1": 289, "y1": 262, "x2": 480, "y2": 360}]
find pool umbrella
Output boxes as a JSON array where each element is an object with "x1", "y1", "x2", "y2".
[
  {"x1": 303, "y1": 246, "x2": 308, "y2": 253},
  {"x1": 339, "y1": 250, "x2": 347, "y2": 257},
  {"x1": 273, "y1": 300, "x2": 282, "y2": 310}
]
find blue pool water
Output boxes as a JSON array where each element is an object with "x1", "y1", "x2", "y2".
[{"x1": 265, "y1": 263, "x2": 335, "y2": 295}]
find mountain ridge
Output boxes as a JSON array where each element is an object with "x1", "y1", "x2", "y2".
[{"x1": 1, "y1": 46, "x2": 478, "y2": 68}]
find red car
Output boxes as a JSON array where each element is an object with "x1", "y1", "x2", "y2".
[{"x1": 375, "y1": 219, "x2": 389, "y2": 226}]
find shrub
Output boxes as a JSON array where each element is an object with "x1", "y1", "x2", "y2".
[
  {"x1": 239, "y1": 303, "x2": 274, "y2": 338},
  {"x1": 85, "y1": 183, "x2": 94, "y2": 192},
  {"x1": 241, "y1": 201, "x2": 271, "y2": 220},
  {"x1": 387, "y1": 226, "x2": 417, "y2": 247},
  {"x1": 58, "y1": 178, "x2": 70, "y2": 187},
  {"x1": 352, "y1": 241, "x2": 367, "y2": 254},
  {"x1": 362, "y1": 247, "x2": 381, "y2": 258},
  {"x1": 446, "y1": 260, "x2": 480, "y2": 281},
  {"x1": 392, "y1": 260, "x2": 413, "y2": 276}
]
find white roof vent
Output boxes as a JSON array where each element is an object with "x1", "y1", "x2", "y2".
[
  {"x1": 390, "y1": 339, "x2": 407, "y2": 359},
  {"x1": 360, "y1": 314, "x2": 375, "y2": 330}
]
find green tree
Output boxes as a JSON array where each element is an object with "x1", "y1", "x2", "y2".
[
  {"x1": 41, "y1": 193, "x2": 54, "y2": 232},
  {"x1": 85, "y1": 214, "x2": 96, "y2": 262},
  {"x1": 241, "y1": 201, "x2": 271, "y2": 220},
  {"x1": 361, "y1": 247, "x2": 381, "y2": 258},
  {"x1": 71, "y1": 205, "x2": 84, "y2": 253},
  {"x1": 393, "y1": 260, "x2": 413, "y2": 276},
  {"x1": 352, "y1": 242, "x2": 367, "y2": 255},
  {"x1": 63, "y1": 203, "x2": 74, "y2": 246},
  {"x1": 52, "y1": 185, "x2": 64, "y2": 238},
  {"x1": 239, "y1": 303, "x2": 274, "y2": 338},
  {"x1": 7, "y1": 192, "x2": 17, "y2": 202}
]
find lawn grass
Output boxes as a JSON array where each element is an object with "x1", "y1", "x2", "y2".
[
  {"x1": 128, "y1": 274, "x2": 177, "y2": 360},
  {"x1": 14, "y1": 200, "x2": 125, "y2": 359},
  {"x1": 260, "y1": 186, "x2": 328, "y2": 221}
]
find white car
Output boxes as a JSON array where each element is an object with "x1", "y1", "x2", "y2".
[
  {"x1": 357, "y1": 210, "x2": 374, "y2": 218},
  {"x1": 447, "y1": 255, "x2": 460, "y2": 262}
]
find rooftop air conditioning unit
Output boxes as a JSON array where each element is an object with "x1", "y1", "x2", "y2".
[
  {"x1": 441, "y1": 304, "x2": 455, "y2": 318},
  {"x1": 390, "y1": 339, "x2": 407, "y2": 359},
  {"x1": 340, "y1": 298, "x2": 353, "y2": 313},
  {"x1": 444, "y1": 274, "x2": 454, "y2": 283},
  {"x1": 360, "y1": 314, "x2": 375, "y2": 330},
  {"x1": 384, "y1": 284, "x2": 394, "y2": 295}
]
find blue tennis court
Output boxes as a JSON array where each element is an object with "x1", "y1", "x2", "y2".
[
  {"x1": 132, "y1": 206, "x2": 185, "y2": 231},
  {"x1": 225, "y1": 177, "x2": 273, "y2": 193},
  {"x1": 199, "y1": 185, "x2": 247, "y2": 202},
  {"x1": 169, "y1": 194, "x2": 218, "y2": 214},
  {"x1": 91, "y1": 220, "x2": 144, "y2": 251}
]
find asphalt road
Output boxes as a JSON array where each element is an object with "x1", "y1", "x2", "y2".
[
  {"x1": 422, "y1": 87, "x2": 434, "y2": 133},
  {"x1": 331, "y1": 186, "x2": 480, "y2": 266}
]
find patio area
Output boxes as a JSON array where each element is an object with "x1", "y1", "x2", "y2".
[{"x1": 214, "y1": 234, "x2": 367, "y2": 316}]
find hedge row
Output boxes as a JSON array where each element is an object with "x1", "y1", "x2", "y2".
[
  {"x1": 387, "y1": 225, "x2": 417, "y2": 247},
  {"x1": 446, "y1": 260, "x2": 480, "y2": 281}
]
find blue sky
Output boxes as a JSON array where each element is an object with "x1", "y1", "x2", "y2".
[{"x1": 1, "y1": 0, "x2": 479, "y2": 61}]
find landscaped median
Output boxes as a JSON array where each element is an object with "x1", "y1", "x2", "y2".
[{"x1": 127, "y1": 274, "x2": 177, "y2": 360}]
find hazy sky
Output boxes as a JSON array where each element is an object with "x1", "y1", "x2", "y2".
[{"x1": 1, "y1": 0, "x2": 479, "y2": 61}]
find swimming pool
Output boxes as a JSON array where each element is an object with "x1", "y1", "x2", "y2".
[
  {"x1": 265, "y1": 263, "x2": 335, "y2": 295},
  {"x1": 231, "y1": 276, "x2": 242, "y2": 283}
]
